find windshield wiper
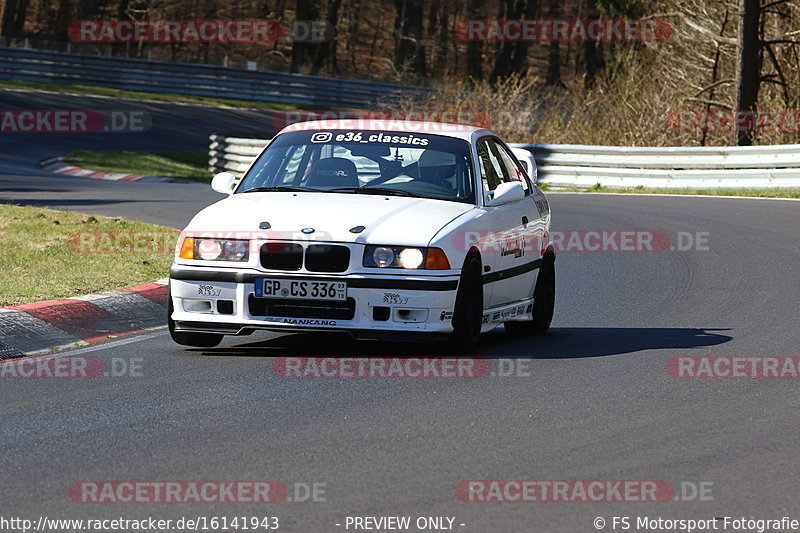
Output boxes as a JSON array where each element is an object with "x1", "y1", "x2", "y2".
[
  {"x1": 329, "y1": 187, "x2": 424, "y2": 198},
  {"x1": 240, "y1": 186, "x2": 322, "y2": 193}
]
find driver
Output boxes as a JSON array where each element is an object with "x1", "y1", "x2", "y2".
[{"x1": 417, "y1": 150, "x2": 457, "y2": 190}]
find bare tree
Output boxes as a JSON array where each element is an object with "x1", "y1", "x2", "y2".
[
  {"x1": 734, "y1": 0, "x2": 762, "y2": 145},
  {"x1": 310, "y1": 0, "x2": 341, "y2": 75},
  {"x1": 1, "y1": 0, "x2": 30, "y2": 39},
  {"x1": 490, "y1": 0, "x2": 516, "y2": 82},
  {"x1": 394, "y1": 0, "x2": 426, "y2": 76},
  {"x1": 465, "y1": 0, "x2": 483, "y2": 81},
  {"x1": 544, "y1": 0, "x2": 563, "y2": 87},
  {"x1": 290, "y1": 0, "x2": 320, "y2": 73},
  {"x1": 582, "y1": 0, "x2": 604, "y2": 89}
]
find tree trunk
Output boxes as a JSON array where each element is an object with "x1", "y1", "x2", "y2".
[
  {"x1": 490, "y1": 0, "x2": 522, "y2": 84},
  {"x1": 734, "y1": 0, "x2": 761, "y2": 146},
  {"x1": 310, "y1": 0, "x2": 341, "y2": 75},
  {"x1": 544, "y1": 0, "x2": 563, "y2": 87},
  {"x1": 508, "y1": 0, "x2": 538, "y2": 75},
  {"x1": 290, "y1": 0, "x2": 320, "y2": 73},
  {"x1": 394, "y1": 0, "x2": 426, "y2": 76},
  {"x1": 1, "y1": 0, "x2": 30, "y2": 39},
  {"x1": 51, "y1": 0, "x2": 71, "y2": 42},
  {"x1": 465, "y1": 0, "x2": 483, "y2": 81},
  {"x1": 582, "y1": 0, "x2": 604, "y2": 89}
]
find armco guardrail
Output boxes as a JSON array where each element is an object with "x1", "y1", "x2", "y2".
[
  {"x1": 209, "y1": 135, "x2": 270, "y2": 175},
  {"x1": 0, "y1": 47, "x2": 434, "y2": 109},
  {"x1": 510, "y1": 143, "x2": 800, "y2": 188},
  {"x1": 208, "y1": 134, "x2": 800, "y2": 188}
]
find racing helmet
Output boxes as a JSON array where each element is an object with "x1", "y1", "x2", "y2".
[{"x1": 417, "y1": 150, "x2": 457, "y2": 185}]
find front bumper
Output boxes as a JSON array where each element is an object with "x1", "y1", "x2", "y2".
[{"x1": 169, "y1": 266, "x2": 461, "y2": 338}]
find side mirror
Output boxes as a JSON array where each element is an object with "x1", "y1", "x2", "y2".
[
  {"x1": 486, "y1": 181, "x2": 525, "y2": 207},
  {"x1": 211, "y1": 172, "x2": 237, "y2": 195}
]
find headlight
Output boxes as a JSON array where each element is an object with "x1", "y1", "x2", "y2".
[
  {"x1": 398, "y1": 248, "x2": 424, "y2": 269},
  {"x1": 178, "y1": 237, "x2": 249, "y2": 262},
  {"x1": 363, "y1": 246, "x2": 450, "y2": 270},
  {"x1": 372, "y1": 246, "x2": 395, "y2": 267}
]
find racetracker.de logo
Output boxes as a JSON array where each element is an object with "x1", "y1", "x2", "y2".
[
  {"x1": 69, "y1": 481, "x2": 287, "y2": 503},
  {"x1": 667, "y1": 356, "x2": 800, "y2": 378},
  {"x1": 283, "y1": 118, "x2": 482, "y2": 135},
  {"x1": 68, "y1": 19, "x2": 332, "y2": 43},
  {"x1": 1, "y1": 356, "x2": 103, "y2": 378},
  {"x1": 456, "y1": 19, "x2": 674, "y2": 42},
  {"x1": 0, "y1": 356, "x2": 143, "y2": 379},
  {"x1": 274, "y1": 357, "x2": 491, "y2": 379},
  {"x1": 273, "y1": 110, "x2": 491, "y2": 130},
  {"x1": 668, "y1": 110, "x2": 800, "y2": 133},
  {"x1": 456, "y1": 480, "x2": 674, "y2": 502},
  {"x1": 0, "y1": 110, "x2": 150, "y2": 133},
  {"x1": 67, "y1": 230, "x2": 180, "y2": 254},
  {"x1": 451, "y1": 229, "x2": 673, "y2": 254}
]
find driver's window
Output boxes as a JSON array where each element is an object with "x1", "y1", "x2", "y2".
[{"x1": 476, "y1": 137, "x2": 505, "y2": 191}]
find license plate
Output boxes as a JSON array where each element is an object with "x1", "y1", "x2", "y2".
[{"x1": 254, "y1": 278, "x2": 347, "y2": 301}]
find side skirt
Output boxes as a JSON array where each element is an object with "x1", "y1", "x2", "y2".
[{"x1": 479, "y1": 299, "x2": 534, "y2": 332}]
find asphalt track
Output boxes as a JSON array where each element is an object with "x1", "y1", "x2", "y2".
[{"x1": 2, "y1": 90, "x2": 800, "y2": 532}]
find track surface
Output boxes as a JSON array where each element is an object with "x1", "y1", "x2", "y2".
[
  {"x1": 2, "y1": 91, "x2": 800, "y2": 532},
  {"x1": 0, "y1": 89, "x2": 275, "y2": 227}
]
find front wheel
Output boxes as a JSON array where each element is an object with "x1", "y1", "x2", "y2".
[
  {"x1": 167, "y1": 284, "x2": 223, "y2": 348},
  {"x1": 505, "y1": 250, "x2": 555, "y2": 335},
  {"x1": 449, "y1": 254, "x2": 484, "y2": 353}
]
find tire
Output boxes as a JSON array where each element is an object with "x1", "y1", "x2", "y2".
[
  {"x1": 167, "y1": 284, "x2": 224, "y2": 348},
  {"x1": 449, "y1": 254, "x2": 484, "y2": 353},
  {"x1": 505, "y1": 250, "x2": 555, "y2": 335}
]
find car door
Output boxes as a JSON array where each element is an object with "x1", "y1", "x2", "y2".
[{"x1": 476, "y1": 136, "x2": 541, "y2": 308}]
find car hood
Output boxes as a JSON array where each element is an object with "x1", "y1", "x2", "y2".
[{"x1": 185, "y1": 192, "x2": 474, "y2": 246}]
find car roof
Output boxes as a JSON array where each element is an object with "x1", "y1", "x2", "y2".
[{"x1": 279, "y1": 119, "x2": 492, "y2": 141}]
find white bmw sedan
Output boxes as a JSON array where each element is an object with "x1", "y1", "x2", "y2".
[{"x1": 168, "y1": 120, "x2": 555, "y2": 351}]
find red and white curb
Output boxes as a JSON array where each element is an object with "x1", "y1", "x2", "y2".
[
  {"x1": 40, "y1": 156, "x2": 191, "y2": 184},
  {"x1": 0, "y1": 280, "x2": 168, "y2": 357}
]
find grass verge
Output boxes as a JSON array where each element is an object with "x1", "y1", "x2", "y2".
[
  {"x1": 541, "y1": 184, "x2": 800, "y2": 199},
  {"x1": 0, "y1": 78, "x2": 300, "y2": 111},
  {"x1": 0, "y1": 204, "x2": 176, "y2": 307},
  {"x1": 64, "y1": 149, "x2": 211, "y2": 183}
]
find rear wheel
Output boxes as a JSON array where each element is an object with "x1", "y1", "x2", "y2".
[
  {"x1": 167, "y1": 284, "x2": 224, "y2": 348},
  {"x1": 505, "y1": 250, "x2": 555, "y2": 335},
  {"x1": 449, "y1": 254, "x2": 484, "y2": 353}
]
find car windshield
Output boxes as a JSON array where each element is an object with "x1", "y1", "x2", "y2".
[{"x1": 237, "y1": 130, "x2": 476, "y2": 204}]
